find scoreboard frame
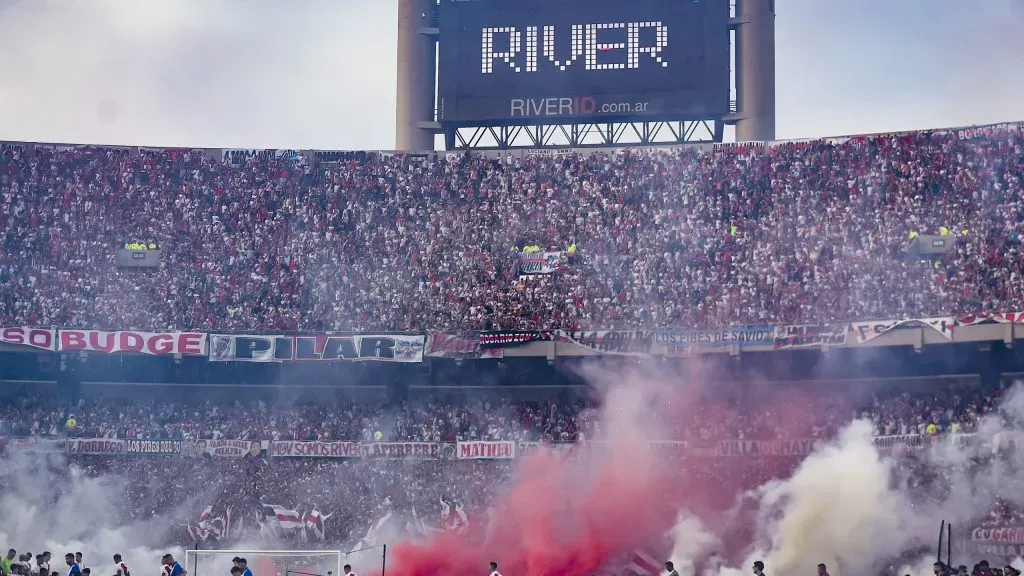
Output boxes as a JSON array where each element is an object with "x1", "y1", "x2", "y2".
[{"x1": 434, "y1": 0, "x2": 731, "y2": 148}]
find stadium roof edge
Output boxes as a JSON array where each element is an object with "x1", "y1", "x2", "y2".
[{"x1": 1, "y1": 119, "x2": 1021, "y2": 157}]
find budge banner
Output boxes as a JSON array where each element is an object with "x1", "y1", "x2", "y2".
[
  {"x1": 0, "y1": 327, "x2": 57, "y2": 351},
  {"x1": 456, "y1": 440, "x2": 516, "y2": 459},
  {"x1": 58, "y1": 330, "x2": 208, "y2": 356},
  {"x1": 655, "y1": 327, "x2": 774, "y2": 354},
  {"x1": 209, "y1": 334, "x2": 425, "y2": 363}
]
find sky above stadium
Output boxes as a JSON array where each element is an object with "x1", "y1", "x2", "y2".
[{"x1": 0, "y1": 0, "x2": 1021, "y2": 150}]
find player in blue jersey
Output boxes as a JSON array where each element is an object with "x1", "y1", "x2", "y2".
[
  {"x1": 63, "y1": 555, "x2": 80, "y2": 576},
  {"x1": 236, "y1": 559, "x2": 252, "y2": 576},
  {"x1": 161, "y1": 556, "x2": 185, "y2": 576}
]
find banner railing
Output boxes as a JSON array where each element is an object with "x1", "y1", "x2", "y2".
[{"x1": 0, "y1": 434, "x2": 983, "y2": 459}]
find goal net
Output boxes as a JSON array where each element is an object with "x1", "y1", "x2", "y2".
[{"x1": 185, "y1": 549, "x2": 343, "y2": 576}]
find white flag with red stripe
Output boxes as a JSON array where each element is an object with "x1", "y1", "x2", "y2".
[{"x1": 263, "y1": 504, "x2": 304, "y2": 530}]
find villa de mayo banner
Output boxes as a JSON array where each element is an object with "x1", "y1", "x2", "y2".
[{"x1": 556, "y1": 330, "x2": 656, "y2": 356}]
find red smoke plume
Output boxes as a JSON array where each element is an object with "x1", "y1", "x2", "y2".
[{"x1": 385, "y1": 371, "x2": 829, "y2": 576}]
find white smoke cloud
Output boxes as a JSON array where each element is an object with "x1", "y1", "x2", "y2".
[
  {"x1": 0, "y1": 454, "x2": 188, "y2": 576},
  {"x1": 675, "y1": 384, "x2": 1024, "y2": 576}
]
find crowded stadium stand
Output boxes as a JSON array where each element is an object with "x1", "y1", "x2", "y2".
[
  {"x1": 2, "y1": 121, "x2": 1024, "y2": 575},
  {"x1": 0, "y1": 122, "x2": 1022, "y2": 332}
]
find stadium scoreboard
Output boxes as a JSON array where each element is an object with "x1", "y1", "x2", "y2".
[{"x1": 437, "y1": 0, "x2": 730, "y2": 125}]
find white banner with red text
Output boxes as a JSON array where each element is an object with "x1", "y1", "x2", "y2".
[
  {"x1": 57, "y1": 330, "x2": 208, "y2": 356},
  {"x1": 425, "y1": 333, "x2": 503, "y2": 359},
  {"x1": 850, "y1": 317, "x2": 955, "y2": 344},
  {"x1": 956, "y1": 313, "x2": 1024, "y2": 326},
  {"x1": 0, "y1": 327, "x2": 57, "y2": 351}
]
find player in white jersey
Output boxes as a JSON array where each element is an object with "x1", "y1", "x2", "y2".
[
  {"x1": 488, "y1": 561, "x2": 501, "y2": 576},
  {"x1": 111, "y1": 555, "x2": 129, "y2": 576},
  {"x1": 343, "y1": 565, "x2": 356, "y2": 576}
]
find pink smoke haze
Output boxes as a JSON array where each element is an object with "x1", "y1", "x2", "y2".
[{"x1": 386, "y1": 369, "x2": 828, "y2": 576}]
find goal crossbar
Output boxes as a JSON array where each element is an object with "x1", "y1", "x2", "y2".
[{"x1": 185, "y1": 549, "x2": 343, "y2": 576}]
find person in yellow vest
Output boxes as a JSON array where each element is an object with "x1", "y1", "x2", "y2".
[
  {"x1": 65, "y1": 416, "x2": 77, "y2": 433},
  {"x1": 926, "y1": 422, "x2": 938, "y2": 436},
  {"x1": 940, "y1": 226, "x2": 949, "y2": 236}
]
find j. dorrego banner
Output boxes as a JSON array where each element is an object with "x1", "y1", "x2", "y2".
[
  {"x1": 518, "y1": 251, "x2": 565, "y2": 275},
  {"x1": 67, "y1": 438, "x2": 126, "y2": 455},
  {"x1": 655, "y1": 327, "x2": 774, "y2": 354},
  {"x1": 773, "y1": 324, "x2": 848, "y2": 349},
  {"x1": 557, "y1": 330, "x2": 655, "y2": 356},
  {"x1": 456, "y1": 440, "x2": 516, "y2": 459},
  {"x1": 58, "y1": 330, "x2": 208, "y2": 356},
  {"x1": 208, "y1": 334, "x2": 425, "y2": 362},
  {"x1": 271, "y1": 440, "x2": 362, "y2": 458},
  {"x1": 0, "y1": 327, "x2": 57, "y2": 351}
]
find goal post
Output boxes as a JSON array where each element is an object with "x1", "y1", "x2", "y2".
[{"x1": 185, "y1": 549, "x2": 343, "y2": 576}]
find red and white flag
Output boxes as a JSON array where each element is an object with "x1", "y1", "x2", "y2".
[
  {"x1": 263, "y1": 504, "x2": 304, "y2": 530},
  {"x1": 624, "y1": 549, "x2": 662, "y2": 576},
  {"x1": 304, "y1": 508, "x2": 333, "y2": 540},
  {"x1": 188, "y1": 505, "x2": 233, "y2": 542}
]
